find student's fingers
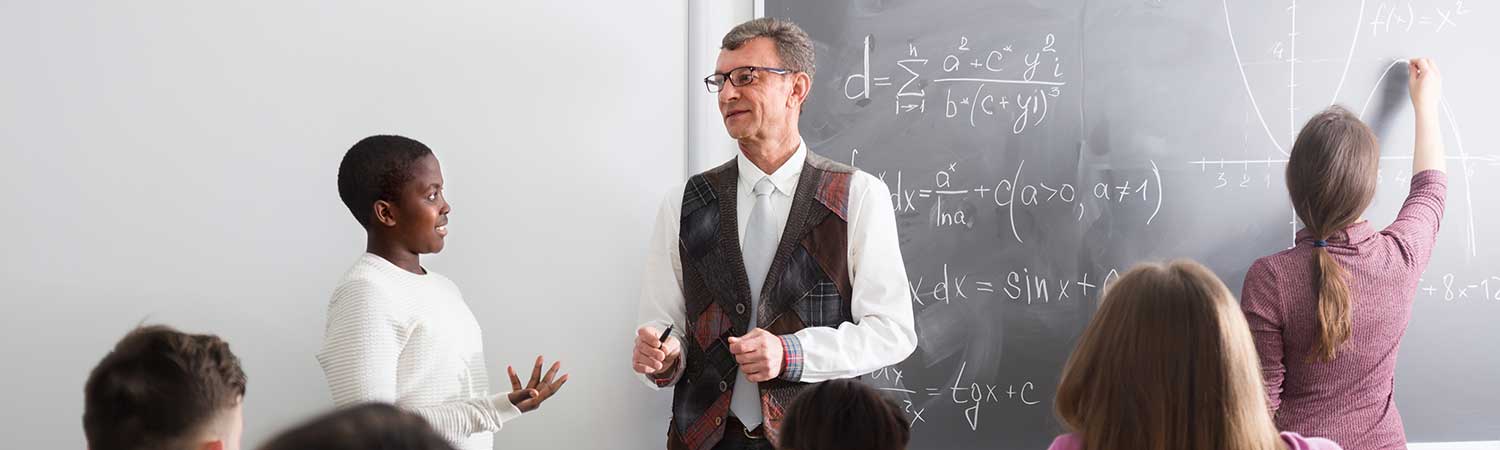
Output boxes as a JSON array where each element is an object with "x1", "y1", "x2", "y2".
[
  {"x1": 506, "y1": 387, "x2": 536, "y2": 407},
  {"x1": 517, "y1": 389, "x2": 541, "y2": 412},
  {"x1": 528, "y1": 356, "x2": 545, "y2": 388},
  {"x1": 542, "y1": 361, "x2": 562, "y2": 384},
  {"x1": 1413, "y1": 58, "x2": 1438, "y2": 79},
  {"x1": 539, "y1": 374, "x2": 570, "y2": 400},
  {"x1": 508, "y1": 366, "x2": 523, "y2": 391}
]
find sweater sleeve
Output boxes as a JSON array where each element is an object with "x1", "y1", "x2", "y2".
[
  {"x1": 1241, "y1": 259, "x2": 1286, "y2": 414},
  {"x1": 316, "y1": 279, "x2": 522, "y2": 441},
  {"x1": 1384, "y1": 170, "x2": 1448, "y2": 270}
]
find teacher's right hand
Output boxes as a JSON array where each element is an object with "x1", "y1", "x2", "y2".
[{"x1": 633, "y1": 326, "x2": 682, "y2": 377}]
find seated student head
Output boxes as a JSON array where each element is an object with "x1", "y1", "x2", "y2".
[
  {"x1": 778, "y1": 378, "x2": 909, "y2": 450},
  {"x1": 337, "y1": 135, "x2": 450, "y2": 256},
  {"x1": 84, "y1": 325, "x2": 247, "y2": 450},
  {"x1": 258, "y1": 403, "x2": 455, "y2": 450},
  {"x1": 1054, "y1": 261, "x2": 1281, "y2": 450}
]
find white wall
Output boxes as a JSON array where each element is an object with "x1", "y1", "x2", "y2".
[
  {"x1": 0, "y1": 1, "x2": 685, "y2": 449},
  {"x1": 686, "y1": 0, "x2": 757, "y2": 173}
]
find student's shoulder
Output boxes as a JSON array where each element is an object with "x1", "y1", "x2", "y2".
[
  {"x1": 1251, "y1": 246, "x2": 1307, "y2": 276},
  {"x1": 328, "y1": 257, "x2": 404, "y2": 311},
  {"x1": 1279, "y1": 431, "x2": 1344, "y2": 450},
  {"x1": 1046, "y1": 433, "x2": 1081, "y2": 450}
]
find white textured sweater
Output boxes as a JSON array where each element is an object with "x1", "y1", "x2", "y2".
[{"x1": 317, "y1": 253, "x2": 521, "y2": 450}]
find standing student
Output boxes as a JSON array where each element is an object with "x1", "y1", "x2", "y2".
[
  {"x1": 777, "y1": 379, "x2": 909, "y2": 450},
  {"x1": 630, "y1": 17, "x2": 916, "y2": 450},
  {"x1": 1050, "y1": 261, "x2": 1341, "y2": 450},
  {"x1": 83, "y1": 325, "x2": 247, "y2": 450},
  {"x1": 1240, "y1": 58, "x2": 1446, "y2": 449},
  {"x1": 318, "y1": 135, "x2": 569, "y2": 450}
]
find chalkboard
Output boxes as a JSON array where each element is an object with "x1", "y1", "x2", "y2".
[{"x1": 765, "y1": 0, "x2": 1499, "y2": 447}]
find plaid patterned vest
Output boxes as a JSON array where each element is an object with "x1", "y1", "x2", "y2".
[{"x1": 666, "y1": 153, "x2": 856, "y2": 450}]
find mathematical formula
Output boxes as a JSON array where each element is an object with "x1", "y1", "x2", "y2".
[
  {"x1": 877, "y1": 159, "x2": 1163, "y2": 242},
  {"x1": 871, "y1": 362, "x2": 1041, "y2": 431},
  {"x1": 843, "y1": 34, "x2": 1067, "y2": 134}
]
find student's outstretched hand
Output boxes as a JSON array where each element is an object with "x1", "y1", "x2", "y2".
[
  {"x1": 1408, "y1": 57, "x2": 1442, "y2": 112},
  {"x1": 505, "y1": 356, "x2": 569, "y2": 413}
]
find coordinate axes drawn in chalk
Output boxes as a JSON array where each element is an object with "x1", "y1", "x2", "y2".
[{"x1": 1217, "y1": 0, "x2": 1488, "y2": 257}]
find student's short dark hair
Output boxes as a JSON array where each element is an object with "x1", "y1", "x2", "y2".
[
  {"x1": 337, "y1": 135, "x2": 434, "y2": 228},
  {"x1": 779, "y1": 379, "x2": 910, "y2": 450},
  {"x1": 258, "y1": 403, "x2": 456, "y2": 450},
  {"x1": 83, "y1": 325, "x2": 247, "y2": 450}
]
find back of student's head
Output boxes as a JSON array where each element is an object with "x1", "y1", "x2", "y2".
[
  {"x1": 778, "y1": 378, "x2": 909, "y2": 450},
  {"x1": 84, "y1": 325, "x2": 247, "y2": 450},
  {"x1": 337, "y1": 135, "x2": 435, "y2": 229},
  {"x1": 258, "y1": 403, "x2": 456, "y2": 450},
  {"x1": 1285, "y1": 105, "x2": 1379, "y2": 362},
  {"x1": 1054, "y1": 260, "x2": 1281, "y2": 450}
]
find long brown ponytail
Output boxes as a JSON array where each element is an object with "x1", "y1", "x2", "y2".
[{"x1": 1285, "y1": 106, "x2": 1380, "y2": 362}]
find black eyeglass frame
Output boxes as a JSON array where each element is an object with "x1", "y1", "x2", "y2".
[{"x1": 703, "y1": 66, "x2": 795, "y2": 93}]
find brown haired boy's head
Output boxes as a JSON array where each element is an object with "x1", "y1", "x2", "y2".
[
  {"x1": 84, "y1": 325, "x2": 247, "y2": 450},
  {"x1": 258, "y1": 403, "x2": 456, "y2": 450},
  {"x1": 778, "y1": 379, "x2": 909, "y2": 450}
]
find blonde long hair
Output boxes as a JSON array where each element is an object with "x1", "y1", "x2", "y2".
[{"x1": 1055, "y1": 261, "x2": 1284, "y2": 450}]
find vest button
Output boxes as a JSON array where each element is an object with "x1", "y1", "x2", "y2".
[
  {"x1": 736, "y1": 303, "x2": 746, "y2": 314},
  {"x1": 714, "y1": 417, "x2": 723, "y2": 427},
  {"x1": 719, "y1": 380, "x2": 728, "y2": 392}
]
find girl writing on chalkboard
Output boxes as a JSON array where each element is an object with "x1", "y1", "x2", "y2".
[
  {"x1": 1240, "y1": 58, "x2": 1446, "y2": 449},
  {"x1": 1050, "y1": 261, "x2": 1341, "y2": 450}
]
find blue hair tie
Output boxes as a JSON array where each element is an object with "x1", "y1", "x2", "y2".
[{"x1": 1313, "y1": 240, "x2": 1329, "y2": 248}]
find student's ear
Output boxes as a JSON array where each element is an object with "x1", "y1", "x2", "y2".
[
  {"x1": 372, "y1": 199, "x2": 399, "y2": 228},
  {"x1": 199, "y1": 439, "x2": 224, "y2": 450}
]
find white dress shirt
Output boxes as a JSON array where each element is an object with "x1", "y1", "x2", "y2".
[{"x1": 636, "y1": 138, "x2": 917, "y2": 386}]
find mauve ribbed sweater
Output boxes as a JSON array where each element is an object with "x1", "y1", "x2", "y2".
[{"x1": 1241, "y1": 170, "x2": 1447, "y2": 450}]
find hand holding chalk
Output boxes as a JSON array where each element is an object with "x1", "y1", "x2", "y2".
[{"x1": 1408, "y1": 57, "x2": 1442, "y2": 113}]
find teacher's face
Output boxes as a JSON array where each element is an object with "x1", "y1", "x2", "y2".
[{"x1": 715, "y1": 37, "x2": 800, "y2": 142}]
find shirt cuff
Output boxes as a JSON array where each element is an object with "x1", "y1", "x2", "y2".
[
  {"x1": 651, "y1": 357, "x2": 684, "y2": 388},
  {"x1": 497, "y1": 398, "x2": 524, "y2": 423},
  {"x1": 778, "y1": 334, "x2": 804, "y2": 382}
]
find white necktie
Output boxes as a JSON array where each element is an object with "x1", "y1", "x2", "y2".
[{"x1": 730, "y1": 176, "x2": 777, "y2": 428}]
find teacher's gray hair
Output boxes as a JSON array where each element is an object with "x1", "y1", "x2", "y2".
[{"x1": 721, "y1": 17, "x2": 816, "y2": 81}]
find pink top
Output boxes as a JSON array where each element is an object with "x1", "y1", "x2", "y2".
[
  {"x1": 1241, "y1": 170, "x2": 1447, "y2": 449},
  {"x1": 1047, "y1": 431, "x2": 1343, "y2": 450}
]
